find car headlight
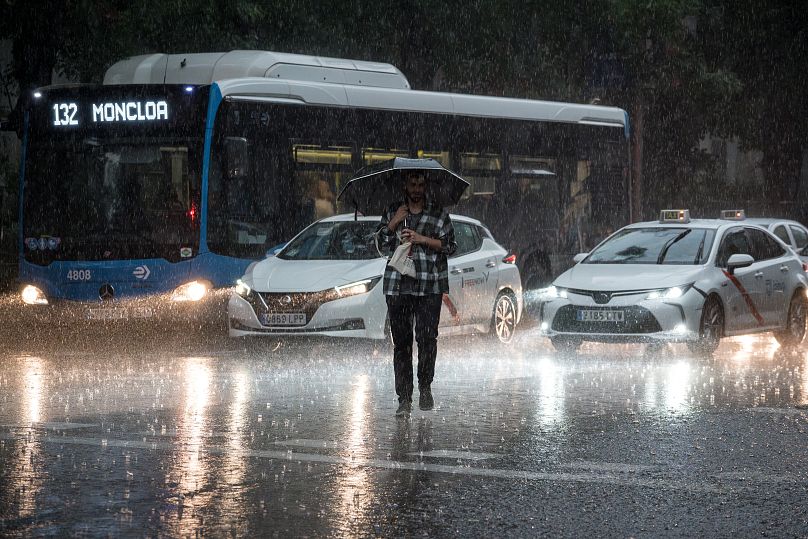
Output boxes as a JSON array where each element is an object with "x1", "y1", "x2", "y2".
[
  {"x1": 235, "y1": 279, "x2": 251, "y2": 297},
  {"x1": 540, "y1": 285, "x2": 568, "y2": 299},
  {"x1": 646, "y1": 284, "x2": 691, "y2": 300},
  {"x1": 334, "y1": 277, "x2": 382, "y2": 298},
  {"x1": 21, "y1": 285, "x2": 48, "y2": 305},
  {"x1": 171, "y1": 280, "x2": 209, "y2": 302}
]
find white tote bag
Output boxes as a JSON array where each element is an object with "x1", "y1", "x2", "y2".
[{"x1": 388, "y1": 239, "x2": 416, "y2": 277}]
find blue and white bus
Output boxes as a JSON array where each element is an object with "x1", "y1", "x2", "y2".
[{"x1": 15, "y1": 50, "x2": 629, "y2": 323}]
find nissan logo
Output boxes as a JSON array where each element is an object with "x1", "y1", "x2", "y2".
[{"x1": 99, "y1": 283, "x2": 115, "y2": 301}]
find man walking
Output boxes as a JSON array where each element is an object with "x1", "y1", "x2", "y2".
[{"x1": 377, "y1": 171, "x2": 457, "y2": 416}]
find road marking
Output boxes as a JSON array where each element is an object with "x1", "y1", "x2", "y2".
[
  {"x1": 557, "y1": 461, "x2": 658, "y2": 473},
  {"x1": 410, "y1": 450, "x2": 501, "y2": 460},
  {"x1": 0, "y1": 422, "x2": 98, "y2": 430},
  {"x1": 0, "y1": 433, "x2": 749, "y2": 494},
  {"x1": 273, "y1": 438, "x2": 343, "y2": 449}
]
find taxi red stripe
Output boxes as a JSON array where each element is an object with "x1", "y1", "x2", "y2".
[{"x1": 722, "y1": 270, "x2": 765, "y2": 326}]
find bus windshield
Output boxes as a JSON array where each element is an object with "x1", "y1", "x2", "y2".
[{"x1": 23, "y1": 135, "x2": 203, "y2": 264}]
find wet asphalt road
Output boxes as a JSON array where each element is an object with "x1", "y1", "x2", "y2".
[{"x1": 2, "y1": 315, "x2": 808, "y2": 537}]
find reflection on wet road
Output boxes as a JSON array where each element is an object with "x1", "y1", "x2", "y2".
[{"x1": 2, "y1": 327, "x2": 808, "y2": 536}]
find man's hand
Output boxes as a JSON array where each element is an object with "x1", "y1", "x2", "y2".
[
  {"x1": 388, "y1": 205, "x2": 408, "y2": 231},
  {"x1": 402, "y1": 229, "x2": 441, "y2": 251}
]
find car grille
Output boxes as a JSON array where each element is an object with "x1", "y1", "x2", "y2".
[
  {"x1": 244, "y1": 290, "x2": 337, "y2": 320},
  {"x1": 551, "y1": 305, "x2": 662, "y2": 334}
]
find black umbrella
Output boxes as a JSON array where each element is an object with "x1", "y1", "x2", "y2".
[{"x1": 337, "y1": 157, "x2": 470, "y2": 215}]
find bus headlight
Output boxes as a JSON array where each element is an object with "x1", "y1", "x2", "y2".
[
  {"x1": 21, "y1": 285, "x2": 48, "y2": 305},
  {"x1": 235, "y1": 279, "x2": 251, "y2": 297},
  {"x1": 171, "y1": 281, "x2": 208, "y2": 302},
  {"x1": 334, "y1": 277, "x2": 381, "y2": 298}
]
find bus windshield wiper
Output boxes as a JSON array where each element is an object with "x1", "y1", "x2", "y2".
[{"x1": 657, "y1": 229, "x2": 691, "y2": 264}]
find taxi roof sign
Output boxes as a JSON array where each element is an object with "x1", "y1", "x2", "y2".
[
  {"x1": 659, "y1": 209, "x2": 691, "y2": 223},
  {"x1": 720, "y1": 209, "x2": 746, "y2": 220}
]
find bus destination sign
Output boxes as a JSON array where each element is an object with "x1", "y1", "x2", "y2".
[{"x1": 50, "y1": 100, "x2": 169, "y2": 127}]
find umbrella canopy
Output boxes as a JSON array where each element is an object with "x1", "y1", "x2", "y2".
[{"x1": 337, "y1": 157, "x2": 469, "y2": 215}]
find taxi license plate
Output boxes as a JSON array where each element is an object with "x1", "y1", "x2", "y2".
[
  {"x1": 86, "y1": 307, "x2": 155, "y2": 320},
  {"x1": 577, "y1": 309, "x2": 624, "y2": 322},
  {"x1": 261, "y1": 313, "x2": 307, "y2": 326}
]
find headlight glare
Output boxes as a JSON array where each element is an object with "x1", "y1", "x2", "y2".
[
  {"x1": 540, "y1": 286, "x2": 567, "y2": 299},
  {"x1": 647, "y1": 285, "x2": 687, "y2": 300},
  {"x1": 21, "y1": 285, "x2": 48, "y2": 305},
  {"x1": 172, "y1": 280, "x2": 208, "y2": 302},
  {"x1": 334, "y1": 277, "x2": 381, "y2": 298},
  {"x1": 235, "y1": 279, "x2": 251, "y2": 297}
]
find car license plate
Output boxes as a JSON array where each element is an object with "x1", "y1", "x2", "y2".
[
  {"x1": 261, "y1": 313, "x2": 307, "y2": 326},
  {"x1": 86, "y1": 307, "x2": 154, "y2": 320},
  {"x1": 577, "y1": 309, "x2": 624, "y2": 322},
  {"x1": 87, "y1": 307, "x2": 129, "y2": 320}
]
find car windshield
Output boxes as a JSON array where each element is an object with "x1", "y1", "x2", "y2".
[
  {"x1": 585, "y1": 227, "x2": 716, "y2": 265},
  {"x1": 278, "y1": 221, "x2": 382, "y2": 261}
]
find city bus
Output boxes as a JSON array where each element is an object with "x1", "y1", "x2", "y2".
[{"x1": 14, "y1": 50, "x2": 629, "y2": 324}]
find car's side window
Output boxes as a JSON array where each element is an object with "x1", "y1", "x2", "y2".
[
  {"x1": 790, "y1": 225, "x2": 808, "y2": 250},
  {"x1": 452, "y1": 222, "x2": 481, "y2": 257},
  {"x1": 746, "y1": 228, "x2": 784, "y2": 261},
  {"x1": 773, "y1": 225, "x2": 791, "y2": 245},
  {"x1": 716, "y1": 228, "x2": 752, "y2": 267}
]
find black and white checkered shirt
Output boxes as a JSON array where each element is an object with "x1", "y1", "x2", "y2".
[{"x1": 377, "y1": 200, "x2": 457, "y2": 296}]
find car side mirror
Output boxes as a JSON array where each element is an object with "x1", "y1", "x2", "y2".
[
  {"x1": 726, "y1": 253, "x2": 754, "y2": 274},
  {"x1": 266, "y1": 242, "x2": 287, "y2": 257},
  {"x1": 801, "y1": 245, "x2": 808, "y2": 256},
  {"x1": 573, "y1": 252, "x2": 588, "y2": 263},
  {"x1": 224, "y1": 136, "x2": 249, "y2": 179}
]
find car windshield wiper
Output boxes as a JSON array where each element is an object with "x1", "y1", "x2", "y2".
[
  {"x1": 657, "y1": 229, "x2": 692, "y2": 264},
  {"x1": 693, "y1": 232, "x2": 707, "y2": 264}
]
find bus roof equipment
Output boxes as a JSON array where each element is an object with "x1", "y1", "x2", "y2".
[{"x1": 103, "y1": 51, "x2": 411, "y2": 89}]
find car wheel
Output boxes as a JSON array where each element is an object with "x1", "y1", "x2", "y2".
[
  {"x1": 687, "y1": 296, "x2": 723, "y2": 357},
  {"x1": 491, "y1": 293, "x2": 517, "y2": 344},
  {"x1": 550, "y1": 336, "x2": 581, "y2": 354},
  {"x1": 774, "y1": 291, "x2": 807, "y2": 348}
]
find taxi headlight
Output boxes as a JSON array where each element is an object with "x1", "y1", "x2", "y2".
[
  {"x1": 171, "y1": 280, "x2": 209, "y2": 302},
  {"x1": 646, "y1": 285, "x2": 690, "y2": 300},
  {"x1": 334, "y1": 277, "x2": 382, "y2": 298},
  {"x1": 235, "y1": 279, "x2": 251, "y2": 297},
  {"x1": 541, "y1": 285, "x2": 568, "y2": 299},
  {"x1": 21, "y1": 285, "x2": 48, "y2": 305}
]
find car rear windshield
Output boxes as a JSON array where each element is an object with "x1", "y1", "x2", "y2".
[
  {"x1": 278, "y1": 221, "x2": 382, "y2": 261},
  {"x1": 585, "y1": 227, "x2": 716, "y2": 265}
]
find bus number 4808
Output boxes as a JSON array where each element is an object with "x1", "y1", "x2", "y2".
[{"x1": 67, "y1": 269, "x2": 91, "y2": 281}]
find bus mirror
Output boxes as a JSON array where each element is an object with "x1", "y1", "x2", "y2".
[{"x1": 224, "y1": 137, "x2": 249, "y2": 179}]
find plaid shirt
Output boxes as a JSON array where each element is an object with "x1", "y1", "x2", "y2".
[{"x1": 377, "y1": 200, "x2": 457, "y2": 296}]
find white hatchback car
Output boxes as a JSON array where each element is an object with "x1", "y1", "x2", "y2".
[
  {"x1": 540, "y1": 210, "x2": 808, "y2": 355},
  {"x1": 228, "y1": 213, "x2": 522, "y2": 343}
]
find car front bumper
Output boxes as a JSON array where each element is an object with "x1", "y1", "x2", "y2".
[
  {"x1": 539, "y1": 288, "x2": 704, "y2": 343},
  {"x1": 227, "y1": 286, "x2": 387, "y2": 339}
]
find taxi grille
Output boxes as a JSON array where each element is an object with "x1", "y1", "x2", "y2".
[{"x1": 551, "y1": 305, "x2": 662, "y2": 334}]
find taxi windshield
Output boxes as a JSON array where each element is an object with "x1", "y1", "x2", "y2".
[
  {"x1": 585, "y1": 227, "x2": 716, "y2": 265},
  {"x1": 278, "y1": 221, "x2": 382, "y2": 261}
]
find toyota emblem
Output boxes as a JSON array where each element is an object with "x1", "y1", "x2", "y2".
[{"x1": 99, "y1": 283, "x2": 115, "y2": 301}]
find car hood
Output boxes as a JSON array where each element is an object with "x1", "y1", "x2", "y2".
[
  {"x1": 554, "y1": 263, "x2": 705, "y2": 291},
  {"x1": 248, "y1": 257, "x2": 387, "y2": 292}
]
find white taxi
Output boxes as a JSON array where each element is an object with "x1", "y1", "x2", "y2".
[
  {"x1": 228, "y1": 213, "x2": 523, "y2": 343},
  {"x1": 540, "y1": 210, "x2": 808, "y2": 355}
]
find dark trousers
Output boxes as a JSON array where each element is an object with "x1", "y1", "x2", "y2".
[{"x1": 386, "y1": 293, "x2": 443, "y2": 403}]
